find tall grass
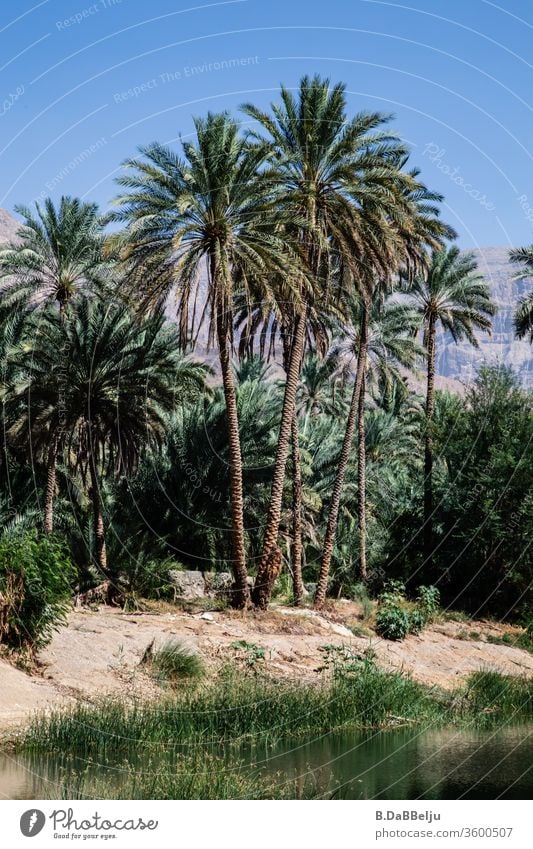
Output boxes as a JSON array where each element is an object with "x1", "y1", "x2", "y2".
[
  {"x1": 25, "y1": 663, "x2": 448, "y2": 758},
  {"x1": 46, "y1": 752, "x2": 316, "y2": 800},
  {"x1": 465, "y1": 670, "x2": 532, "y2": 723}
]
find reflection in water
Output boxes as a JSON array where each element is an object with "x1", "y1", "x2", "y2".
[{"x1": 1, "y1": 725, "x2": 531, "y2": 800}]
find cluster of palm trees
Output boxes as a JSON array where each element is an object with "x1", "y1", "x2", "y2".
[{"x1": 0, "y1": 75, "x2": 510, "y2": 611}]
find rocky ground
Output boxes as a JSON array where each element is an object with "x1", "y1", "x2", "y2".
[{"x1": 0, "y1": 601, "x2": 531, "y2": 733}]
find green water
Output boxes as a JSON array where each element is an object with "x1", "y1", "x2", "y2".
[{"x1": 1, "y1": 725, "x2": 531, "y2": 799}]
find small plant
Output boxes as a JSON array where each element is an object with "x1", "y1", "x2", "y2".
[
  {"x1": 375, "y1": 581, "x2": 410, "y2": 640},
  {"x1": 376, "y1": 604, "x2": 410, "y2": 640},
  {"x1": 230, "y1": 640, "x2": 265, "y2": 668},
  {"x1": 408, "y1": 609, "x2": 425, "y2": 635},
  {"x1": 416, "y1": 585, "x2": 440, "y2": 623},
  {"x1": 318, "y1": 644, "x2": 376, "y2": 678},
  {"x1": 150, "y1": 640, "x2": 204, "y2": 684}
]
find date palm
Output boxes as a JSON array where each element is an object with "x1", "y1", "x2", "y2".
[
  {"x1": 0, "y1": 196, "x2": 110, "y2": 318},
  {"x1": 9, "y1": 298, "x2": 206, "y2": 586},
  {"x1": 242, "y1": 75, "x2": 419, "y2": 607},
  {"x1": 109, "y1": 112, "x2": 296, "y2": 607},
  {"x1": 509, "y1": 246, "x2": 533, "y2": 342},
  {"x1": 314, "y1": 162, "x2": 451, "y2": 606},
  {"x1": 0, "y1": 196, "x2": 112, "y2": 534},
  {"x1": 332, "y1": 295, "x2": 422, "y2": 582},
  {"x1": 407, "y1": 246, "x2": 496, "y2": 563}
]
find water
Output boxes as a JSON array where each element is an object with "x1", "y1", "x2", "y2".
[{"x1": 1, "y1": 725, "x2": 531, "y2": 800}]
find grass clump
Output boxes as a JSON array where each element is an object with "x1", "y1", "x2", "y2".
[
  {"x1": 464, "y1": 670, "x2": 532, "y2": 722},
  {"x1": 149, "y1": 639, "x2": 204, "y2": 684}
]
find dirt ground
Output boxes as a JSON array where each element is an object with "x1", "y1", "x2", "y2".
[{"x1": 1, "y1": 602, "x2": 532, "y2": 731}]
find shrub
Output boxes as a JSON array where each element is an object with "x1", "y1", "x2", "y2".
[
  {"x1": 0, "y1": 529, "x2": 75, "y2": 650},
  {"x1": 150, "y1": 640, "x2": 204, "y2": 684},
  {"x1": 408, "y1": 609, "x2": 426, "y2": 635},
  {"x1": 416, "y1": 585, "x2": 440, "y2": 622},
  {"x1": 375, "y1": 604, "x2": 410, "y2": 640}
]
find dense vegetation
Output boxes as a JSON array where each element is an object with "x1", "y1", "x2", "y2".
[{"x1": 0, "y1": 75, "x2": 530, "y2": 649}]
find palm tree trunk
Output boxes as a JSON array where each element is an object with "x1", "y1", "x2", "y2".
[
  {"x1": 42, "y1": 434, "x2": 58, "y2": 535},
  {"x1": 291, "y1": 410, "x2": 304, "y2": 605},
  {"x1": 252, "y1": 307, "x2": 307, "y2": 608},
  {"x1": 357, "y1": 372, "x2": 367, "y2": 582},
  {"x1": 424, "y1": 314, "x2": 437, "y2": 563},
  {"x1": 315, "y1": 304, "x2": 368, "y2": 607},
  {"x1": 89, "y1": 452, "x2": 107, "y2": 576},
  {"x1": 215, "y1": 295, "x2": 250, "y2": 610}
]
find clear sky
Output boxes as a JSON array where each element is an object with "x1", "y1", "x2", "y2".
[{"x1": 1, "y1": 0, "x2": 532, "y2": 248}]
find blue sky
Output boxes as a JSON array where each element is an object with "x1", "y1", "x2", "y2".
[{"x1": 1, "y1": 0, "x2": 532, "y2": 248}]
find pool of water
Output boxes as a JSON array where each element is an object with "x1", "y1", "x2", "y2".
[{"x1": 1, "y1": 724, "x2": 531, "y2": 800}]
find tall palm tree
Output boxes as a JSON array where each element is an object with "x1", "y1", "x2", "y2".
[
  {"x1": 314, "y1": 163, "x2": 450, "y2": 607},
  {"x1": 10, "y1": 298, "x2": 206, "y2": 586},
  {"x1": 332, "y1": 296, "x2": 422, "y2": 582},
  {"x1": 109, "y1": 113, "x2": 296, "y2": 608},
  {"x1": 242, "y1": 75, "x2": 418, "y2": 608},
  {"x1": 509, "y1": 246, "x2": 533, "y2": 342},
  {"x1": 407, "y1": 246, "x2": 496, "y2": 563},
  {"x1": 0, "y1": 197, "x2": 111, "y2": 534}
]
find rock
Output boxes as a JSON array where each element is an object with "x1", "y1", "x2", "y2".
[
  {"x1": 168, "y1": 570, "x2": 205, "y2": 600},
  {"x1": 204, "y1": 572, "x2": 233, "y2": 598},
  {"x1": 304, "y1": 583, "x2": 317, "y2": 596},
  {"x1": 199, "y1": 612, "x2": 214, "y2": 621}
]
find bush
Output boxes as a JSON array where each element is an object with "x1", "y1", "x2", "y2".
[
  {"x1": 375, "y1": 604, "x2": 410, "y2": 640},
  {"x1": 0, "y1": 530, "x2": 75, "y2": 650},
  {"x1": 375, "y1": 582, "x2": 440, "y2": 640},
  {"x1": 416, "y1": 585, "x2": 440, "y2": 622},
  {"x1": 150, "y1": 640, "x2": 204, "y2": 684}
]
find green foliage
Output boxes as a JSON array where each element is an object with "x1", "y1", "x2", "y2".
[
  {"x1": 25, "y1": 663, "x2": 447, "y2": 757},
  {"x1": 231, "y1": 640, "x2": 266, "y2": 668},
  {"x1": 375, "y1": 582, "x2": 440, "y2": 640},
  {"x1": 465, "y1": 671, "x2": 532, "y2": 721},
  {"x1": 416, "y1": 585, "x2": 440, "y2": 622},
  {"x1": 376, "y1": 604, "x2": 411, "y2": 640},
  {"x1": 150, "y1": 640, "x2": 204, "y2": 684},
  {"x1": 0, "y1": 530, "x2": 74, "y2": 649},
  {"x1": 46, "y1": 751, "x2": 315, "y2": 800}
]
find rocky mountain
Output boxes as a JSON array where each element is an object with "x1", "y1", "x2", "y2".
[
  {"x1": 0, "y1": 208, "x2": 20, "y2": 245},
  {"x1": 0, "y1": 208, "x2": 530, "y2": 387},
  {"x1": 437, "y1": 246, "x2": 531, "y2": 388}
]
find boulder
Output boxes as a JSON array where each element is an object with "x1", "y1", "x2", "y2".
[
  {"x1": 204, "y1": 571, "x2": 233, "y2": 598},
  {"x1": 168, "y1": 570, "x2": 205, "y2": 600}
]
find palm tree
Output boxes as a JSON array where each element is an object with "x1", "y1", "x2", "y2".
[
  {"x1": 314, "y1": 160, "x2": 451, "y2": 606},
  {"x1": 0, "y1": 197, "x2": 111, "y2": 534},
  {"x1": 407, "y1": 246, "x2": 496, "y2": 563},
  {"x1": 10, "y1": 298, "x2": 206, "y2": 586},
  {"x1": 0, "y1": 196, "x2": 110, "y2": 318},
  {"x1": 509, "y1": 246, "x2": 533, "y2": 342},
  {"x1": 332, "y1": 296, "x2": 422, "y2": 582},
  {"x1": 109, "y1": 113, "x2": 296, "y2": 608},
  {"x1": 242, "y1": 75, "x2": 419, "y2": 608}
]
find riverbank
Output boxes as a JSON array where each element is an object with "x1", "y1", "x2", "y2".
[
  {"x1": 9, "y1": 661, "x2": 533, "y2": 800},
  {"x1": 1, "y1": 602, "x2": 532, "y2": 735}
]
